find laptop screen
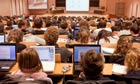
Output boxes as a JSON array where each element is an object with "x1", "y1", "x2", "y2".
[
  {"x1": 0, "y1": 44, "x2": 16, "y2": 60},
  {"x1": 73, "y1": 45, "x2": 101, "y2": 76},
  {"x1": 30, "y1": 46, "x2": 55, "y2": 61},
  {"x1": 12, "y1": 25, "x2": 18, "y2": 29},
  {"x1": 73, "y1": 29, "x2": 79, "y2": 40},
  {"x1": 74, "y1": 45, "x2": 101, "y2": 62},
  {"x1": 0, "y1": 34, "x2": 5, "y2": 43}
]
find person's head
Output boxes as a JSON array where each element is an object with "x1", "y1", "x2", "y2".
[
  {"x1": 76, "y1": 28, "x2": 90, "y2": 43},
  {"x1": 45, "y1": 20, "x2": 52, "y2": 27},
  {"x1": 44, "y1": 27, "x2": 59, "y2": 45},
  {"x1": 7, "y1": 21, "x2": 13, "y2": 27},
  {"x1": 7, "y1": 29, "x2": 23, "y2": 43},
  {"x1": 0, "y1": 22, "x2": 4, "y2": 34},
  {"x1": 80, "y1": 50, "x2": 104, "y2": 77},
  {"x1": 111, "y1": 26, "x2": 120, "y2": 36},
  {"x1": 96, "y1": 30, "x2": 112, "y2": 43},
  {"x1": 34, "y1": 18, "x2": 43, "y2": 28},
  {"x1": 125, "y1": 48, "x2": 140, "y2": 72},
  {"x1": 18, "y1": 48, "x2": 42, "y2": 73},
  {"x1": 79, "y1": 20, "x2": 89, "y2": 28},
  {"x1": 18, "y1": 20, "x2": 26, "y2": 30},
  {"x1": 97, "y1": 20, "x2": 107, "y2": 28},
  {"x1": 114, "y1": 36, "x2": 132, "y2": 55},
  {"x1": 60, "y1": 22, "x2": 68, "y2": 29},
  {"x1": 130, "y1": 24, "x2": 140, "y2": 35}
]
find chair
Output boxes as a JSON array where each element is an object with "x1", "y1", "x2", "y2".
[
  {"x1": 21, "y1": 41, "x2": 36, "y2": 48},
  {"x1": 55, "y1": 53, "x2": 61, "y2": 63}
]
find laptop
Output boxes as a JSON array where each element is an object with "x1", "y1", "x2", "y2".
[
  {"x1": 12, "y1": 25, "x2": 18, "y2": 29},
  {"x1": 73, "y1": 28, "x2": 79, "y2": 40},
  {"x1": 30, "y1": 46, "x2": 55, "y2": 72},
  {"x1": 0, "y1": 34, "x2": 5, "y2": 43},
  {"x1": 73, "y1": 45, "x2": 101, "y2": 76},
  {"x1": 0, "y1": 44, "x2": 16, "y2": 72}
]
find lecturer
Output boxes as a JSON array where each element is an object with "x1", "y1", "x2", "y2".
[{"x1": 50, "y1": 4, "x2": 56, "y2": 11}]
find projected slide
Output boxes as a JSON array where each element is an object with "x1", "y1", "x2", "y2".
[
  {"x1": 28, "y1": 0, "x2": 48, "y2": 9},
  {"x1": 66, "y1": 0, "x2": 89, "y2": 11}
]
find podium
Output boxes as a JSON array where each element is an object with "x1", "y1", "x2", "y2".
[{"x1": 51, "y1": 9, "x2": 64, "y2": 14}]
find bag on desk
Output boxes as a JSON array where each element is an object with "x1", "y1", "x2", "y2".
[{"x1": 0, "y1": 74, "x2": 51, "y2": 84}]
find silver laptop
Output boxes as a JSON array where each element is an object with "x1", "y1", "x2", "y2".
[
  {"x1": 0, "y1": 44, "x2": 16, "y2": 72},
  {"x1": 30, "y1": 46, "x2": 55, "y2": 72}
]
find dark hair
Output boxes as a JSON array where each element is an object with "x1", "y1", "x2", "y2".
[
  {"x1": 34, "y1": 18, "x2": 43, "y2": 28},
  {"x1": 7, "y1": 21, "x2": 13, "y2": 26},
  {"x1": 60, "y1": 22, "x2": 68, "y2": 29},
  {"x1": 96, "y1": 30, "x2": 112, "y2": 44},
  {"x1": 18, "y1": 20, "x2": 25, "y2": 28},
  {"x1": 111, "y1": 26, "x2": 120, "y2": 32},
  {"x1": 97, "y1": 20, "x2": 107, "y2": 28},
  {"x1": 80, "y1": 50, "x2": 104, "y2": 77},
  {"x1": 45, "y1": 20, "x2": 52, "y2": 27},
  {"x1": 130, "y1": 24, "x2": 140, "y2": 34},
  {"x1": 0, "y1": 22, "x2": 4, "y2": 33}
]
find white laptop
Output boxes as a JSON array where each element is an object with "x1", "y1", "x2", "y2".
[
  {"x1": 0, "y1": 34, "x2": 5, "y2": 43},
  {"x1": 30, "y1": 46, "x2": 55, "y2": 72}
]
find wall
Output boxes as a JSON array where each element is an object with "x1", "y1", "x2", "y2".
[
  {"x1": 0, "y1": 0, "x2": 28, "y2": 16},
  {"x1": 0, "y1": 0, "x2": 11, "y2": 16},
  {"x1": 125, "y1": 0, "x2": 140, "y2": 17},
  {"x1": 1, "y1": 0, "x2": 139, "y2": 17}
]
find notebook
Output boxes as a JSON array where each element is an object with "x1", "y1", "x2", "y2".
[
  {"x1": 30, "y1": 46, "x2": 55, "y2": 72},
  {"x1": 0, "y1": 44, "x2": 16, "y2": 72},
  {"x1": 73, "y1": 45, "x2": 101, "y2": 76},
  {"x1": 0, "y1": 34, "x2": 5, "y2": 43}
]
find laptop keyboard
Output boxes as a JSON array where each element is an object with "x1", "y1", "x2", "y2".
[{"x1": 0, "y1": 61, "x2": 15, "y2": 67}]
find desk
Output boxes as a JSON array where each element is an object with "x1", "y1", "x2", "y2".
[
  {"x1": 10, "y1": 63, "x2": 112, "y2": 75},
  {"x1": 94, "y1": 9, "x2": 105, "y2": 14}
]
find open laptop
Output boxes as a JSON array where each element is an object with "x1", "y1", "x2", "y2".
[
  {"x1": 0, "y1": 34, "x2": 5, "y2": 43},
  {"x1": 30, "y1": 46, "x2": 55, "y2": 72},
  {"x1": 0, "y1": 44, "x2": 16, "y2": 72},
  {"x1": 73, "y1": 45, "x2": 101, "y2": 76}
]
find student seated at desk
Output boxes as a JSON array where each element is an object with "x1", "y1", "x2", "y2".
[
  {"x1": 108, "y1": 36, "x2": 132, "y2": 65},
  {"x1": 7, "y1": 29, "x2": 26, "y2": 53},
  {"x1": 66, "y1": 50, "x2": 115, "y2": 84},
  {"x1": 125, "y1": 48, "x2": 140, "y2": 78},
  {"x1": 44, "y1": 26, "x2": 72, "y2": 63},
  {"x1": 11, "y1": 48, "x2": 52, "y2": 83}
]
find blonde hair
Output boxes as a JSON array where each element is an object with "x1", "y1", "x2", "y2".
[
  {"x1": 7, "y1": 29, "x2": 23, "y2": 43},
  {"x1": 18, "y1": 48, "x2": 42, "y2": 73},
  {"x1": 114, "y1": 36, "x2": 132, "y2": 55},
  {"x1": 125, "y1": 48, "x2": 140, "y2": 71}
]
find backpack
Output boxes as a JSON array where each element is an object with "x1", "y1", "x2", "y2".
[
  {"x1": 65, "y1": 79, "x2": 116, "y2": 84},
  {"x1": 0, "y1": 74, "x2": 52, "y2": 84}
]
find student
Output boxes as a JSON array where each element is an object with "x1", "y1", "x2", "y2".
[
  {"x1": 44, "y1": 26, "x2": 72, "y2": 63},
  {"x1": 66, "y1": 50, "x2": 115, "y2": 84},
  {"x1": 130, "y1": 24, "x2": 140, "y2": 43},
  {"x1": 7, "y1": 29, "x2": 26, "y2": 53},
  {"x1": 75, "y1": 28, "x2": 91, "y2": 44},
  {"x1": 5, "y1": 21, "x2": 13, "y2": 30},
  {"x1": 32, "y1": 17, "x2": 45, "y2": 35},
  {"x1": 11, "y1": 48, "x2": 52, "y2": 83},
  {"x1": 18, "y1": 20, "x2": 28, "y2": 35},
  {"x1": 109, "y1": 36, "x2": 132, "y2": 65},
  {"x1": 125, "y1": 48, "x2": 140, "y2": 78}
]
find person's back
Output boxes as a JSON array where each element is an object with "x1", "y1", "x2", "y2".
[
  {"x1": 11, "y1": 48, "x2": 52, "y2": 83},
  {"x1": 66, "y1": 50, "x2": 114, "y2": 84}
]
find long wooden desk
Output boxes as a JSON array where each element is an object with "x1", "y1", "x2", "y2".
[{"x1": 10, "y1": 63, "x2": 112, "y2": 75}]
